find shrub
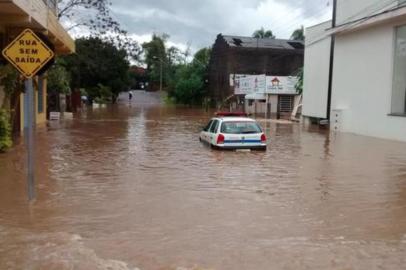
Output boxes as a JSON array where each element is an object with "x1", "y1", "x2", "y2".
[{"x1": 0, "y1": 109, "x2": 12, "y2": 152}]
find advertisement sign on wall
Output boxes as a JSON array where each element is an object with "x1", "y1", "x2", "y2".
[
  {"x1": 232, "y1": 74, "x2": 298, "y2": 95},
  {"x1": 231, "y1": 74, "x2": 266, "y2": 95},
  {"x1": 265, "y1": 76, "x2": 298, "y2": 94}
]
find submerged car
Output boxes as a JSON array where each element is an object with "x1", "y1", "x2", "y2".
[{"x1": 200, "y1": 113, "x2": 267, "y2": 151}]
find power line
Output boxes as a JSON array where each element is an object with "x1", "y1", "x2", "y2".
[
  {"x1": 264, "y1": 0, "x2": 332, "y2": 38},
  {"x1": 306, "y1": 0, "x2": 402, "y2": 47},
  {"x1": 274, "y1": 2, "x2": 331, "y2": 35}
]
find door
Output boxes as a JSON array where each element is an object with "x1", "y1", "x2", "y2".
[
  {"x1": 208, "y1": 120, "x2": 219, "y2": 145},
  {"x1": 201, "y1": 120, "x2": 213, "y2": 143},
  {"x1": 278, "y1": 95, "x2": 294, "y2": 119}
]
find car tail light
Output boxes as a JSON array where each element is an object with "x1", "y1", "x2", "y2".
[
  {"x1": 261, "y1": 134, "x2": 267, "y2": 143},
  {"x1": 217, "y1": 134, "x2": 225, "y2": 144}
]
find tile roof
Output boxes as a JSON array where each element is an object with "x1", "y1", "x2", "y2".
[{"x1": 221, "y1": 35, "x2": 304, "y2": 50}]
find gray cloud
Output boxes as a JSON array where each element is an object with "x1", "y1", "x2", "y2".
[{"x1": 111, "y1": 0, "x2": 332, "y2": 50}]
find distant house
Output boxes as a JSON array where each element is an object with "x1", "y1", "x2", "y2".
[
  {"x1": 303, "y1": 0, "x2": 406, "y2": 141},
  {"x1": 208, "y1": 34, "x2": 304, "y2": 117},
  {"x1": 129, "y1": 66, "x2": 148, "y2": 89}
]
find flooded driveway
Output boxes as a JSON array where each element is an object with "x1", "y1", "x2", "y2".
[{"x1": 0, "y1": 92, "x2": 405, "y2": 270}]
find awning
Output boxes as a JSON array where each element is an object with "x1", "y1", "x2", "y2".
[{"x1": 245, "y1": 93, "x2": 266, "y2": 100}]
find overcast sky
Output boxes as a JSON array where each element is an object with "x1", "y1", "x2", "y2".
[{"x1": 110, "y1": 0, "x2": 332, "y2": 51}]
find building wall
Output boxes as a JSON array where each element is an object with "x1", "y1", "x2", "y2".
[
  {"x1": 19, "y1": 77, "x2": 48, "y2": 131},
  {"x1": 36, "y1": 77, "x2": 47, "y2": 125},
  {"x1": 209, "y1": 35, "x2": 304, "y2": 104},
  {"x1": 209, "y1": 36, "x2": 230, "y2": 103},
  {"x1": 227, "y1": 48, "x2": 304, "y2": 76},
  {"x1": 0, "y1": 26, "x2": 5, "y2": 109},
  {"x1": 336, "y1": 0, "x2": 400, "y2": 25},
  {"x1": 302, "y1": 21, "x2": 332, "y2": 119},
  {"x1": 331, "y1": 21, "x2": 406, "y2": 141},
  {"x1": 269, "y1": 95, "x2": 278, "y2": 114}
]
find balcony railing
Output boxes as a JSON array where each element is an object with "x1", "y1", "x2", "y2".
[{"x1": 42, "y1": 0, "x2": 58, "y2": 15}]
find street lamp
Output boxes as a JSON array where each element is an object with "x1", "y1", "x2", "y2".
[{"x1": 153, "y1": 56, "x2": 163, "y2": 92}]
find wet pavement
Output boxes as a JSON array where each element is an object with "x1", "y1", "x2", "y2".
[{"x1": 0, "y1": 91, "x2": 406, "y2": 270}]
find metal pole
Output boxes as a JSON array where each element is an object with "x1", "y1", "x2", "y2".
[
  {"x1": 159, "y1": 60, "x2": 163, "y2": 92},
  {"x1": 265, "y1": 94, "x2": 268, "y2": 119},
  {"x1": 326, "y1": 0, "x2": 337, "y2": 121},
  {"x1": 24, "y1": 78, "x2": 35, "y2": 201}
]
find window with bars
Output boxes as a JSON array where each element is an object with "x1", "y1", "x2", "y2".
[{"x1": 279, "y1": 95, "x2": 294, "y2": 113}]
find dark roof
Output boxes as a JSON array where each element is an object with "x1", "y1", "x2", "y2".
[{"x1": 221, "y1": 35, "x2": 304, "y2": 50}]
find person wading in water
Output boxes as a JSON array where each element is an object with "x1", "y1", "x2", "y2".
[{"x1": 129, "y1": 91, "x2": 133, "y2": 103}]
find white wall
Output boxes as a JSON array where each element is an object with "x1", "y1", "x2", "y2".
[
  {"x1": 269, "y1": 95, "x2": 278, "y2": 114},
  {"x1": 336, "y1": 0, "x2": 399, "y2": 26},
  {"x1": 302, "y1": 21, "x2": 332, "y2": 119},
  {"x1": 332, "y1": 21, "x2": 406, "y2": 142}
]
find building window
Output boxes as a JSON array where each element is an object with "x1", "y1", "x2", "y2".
[
  {"x1": 391, "y1": 25, "x2": 406, "y2": 115},
  {"x1": 279, "y1": 95, "x2": 294, "y2": 113},
  {"x1": 37, "y1": 76, "x2": 44, "y2": 113}
]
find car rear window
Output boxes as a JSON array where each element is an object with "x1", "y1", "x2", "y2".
[{"x1": 220, "y1": 121, "x2": 262, "y2": 134}]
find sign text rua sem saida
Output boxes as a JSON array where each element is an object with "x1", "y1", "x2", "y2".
[{"x1": 2, "y1": 29, "x2": 54, "y2": 78}]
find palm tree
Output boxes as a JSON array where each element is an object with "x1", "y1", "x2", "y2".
[
  {"x1": 252, "y1": 27, "x2": 275, "y2": 39},
  {"x1": 291, "y1": 26, "x2": 305, "y2": 41}
]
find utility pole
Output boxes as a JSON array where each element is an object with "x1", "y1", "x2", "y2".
[
  {"x1": 326, "y1": 0, "x2": 337, "y2": 121},
  {"x1": 159, "y1": 59, "x2": 163, "y2": 92},
  {"x1": 153, "y1": 56, "x2": 163, "y2": 92}
]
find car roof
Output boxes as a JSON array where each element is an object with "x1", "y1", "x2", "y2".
[{"x1": 212, "y1": 117, "x2": 256, "y2": 122}]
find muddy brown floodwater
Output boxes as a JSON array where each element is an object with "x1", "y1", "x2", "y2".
[{"x1": 0, "y1": 92, "x2": 406, "y2": 270}]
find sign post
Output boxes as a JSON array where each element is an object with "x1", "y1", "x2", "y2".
[
  {"x1": 2, "y1": 29, "x2": 55, "y2": 201},
  {"x1": 24, "y1": 78, "x2": 35, "y2": 200}
]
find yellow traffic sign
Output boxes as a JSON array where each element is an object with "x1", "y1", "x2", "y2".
[{"x1": 2, "y1": 29, "x2": 54, "y2": 78}]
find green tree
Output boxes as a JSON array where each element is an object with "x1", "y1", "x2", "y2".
[
  {"x1": 47, "y1": 59, "x2": 71, "y2": 94},
  {"x1": 142, "y1": 34, "x2": 168, "y2": 88},
  {"x1": 58, "y1": 0, "x2": 120, "y2": 33},
  {"x1": 193, "y1": 47, "x2": 211, "y2": 67},
  {"x1": 252, "y1": 27, "x2": 275, "y2": 39},
  {"x1": 291, "y1": 26, "x2": 305, "y2": 41},
  {"x1": 0, "y1": 108, "x2": 12, "y2": 152},
  {"x1": 58, "y1": 0, "x2": 140, "y2": 61},
  {"x1": 63, "y1": 37, "x2": 130, "y2": 102},
  {"x1": 295, "y1": 67, "x2": 304, "y2": 95},
  {"x1": 0, "y1": 65, "x2": 20, "y2": 111},
  {"x1": 169, "y1": 47, "x2": 211, "y2": 105},
  {"x1": 0, "y1": 64, "x2": 23, "y2": 151}
]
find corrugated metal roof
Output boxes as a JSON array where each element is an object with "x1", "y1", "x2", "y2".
[{"x1": 221, "y1": 35, "x2": 304, "y2": 50}]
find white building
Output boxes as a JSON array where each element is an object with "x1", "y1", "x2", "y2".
[{"x1": 303, "y1": 0, "x2": 406, "y2": 142}]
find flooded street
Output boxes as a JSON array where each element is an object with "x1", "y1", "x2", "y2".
[{"x1": 1, "y1": 92, "x2": 406, "y2": 270}]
